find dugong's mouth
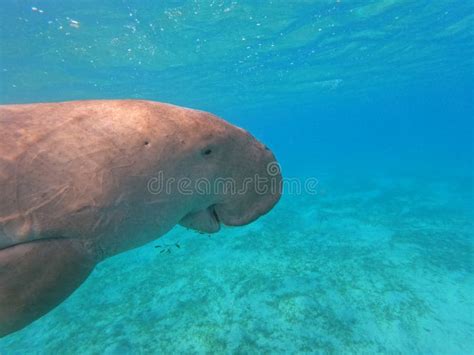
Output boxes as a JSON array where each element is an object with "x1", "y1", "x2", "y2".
[
  {"x1": 211, "y1": 207, "x2": 220, "y2": 224},
  {"x1": 178, "y1": 205, "x2": 221, "y2": 234}
]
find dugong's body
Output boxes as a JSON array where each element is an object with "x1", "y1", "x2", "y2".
[{"x1": 0, "y1": 100, "x2": 281, "y2": 336}]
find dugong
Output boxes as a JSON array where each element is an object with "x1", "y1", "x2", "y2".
[{"x1": 0, "y1": 100, "x2": 282, "y2": 337}]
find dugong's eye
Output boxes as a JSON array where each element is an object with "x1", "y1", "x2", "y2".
[{"x1": 202, "y1": 148, "x2": 212, "y2": 156}]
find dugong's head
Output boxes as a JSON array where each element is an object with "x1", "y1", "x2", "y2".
[{"x1": 157, "y1": 107, "x2": 282, "y2": 234}]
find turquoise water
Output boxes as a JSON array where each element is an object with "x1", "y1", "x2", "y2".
[{"x1": 1, "y1": 0, "x2": 473, "y2": 353}]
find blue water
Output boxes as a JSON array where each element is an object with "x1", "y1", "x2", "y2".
[{"x1": 0, "y1": 1, "x2": 473, "y2": 353}]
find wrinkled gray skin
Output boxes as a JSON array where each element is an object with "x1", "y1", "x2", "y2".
[{"x1": 0, "y1": 100, "x2": 281, "y2": 337}]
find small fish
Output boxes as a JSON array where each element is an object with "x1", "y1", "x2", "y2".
[
  {"x1": 154, "y1": 245, "x2": 161, "y2": 248},
  {"x1": 175, "y1": 243, "x2": 180, "y2": 248}
]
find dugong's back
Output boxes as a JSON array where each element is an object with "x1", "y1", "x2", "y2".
[
  {"x1": 0, "y1": 100, "x2": 181, "y2": 336},
  {"x1": 0, "y1": 103, "x2": 81, "y2": 248},
  {"x1": 0, "y1": 100, "x2": 170, "y2": 250}
]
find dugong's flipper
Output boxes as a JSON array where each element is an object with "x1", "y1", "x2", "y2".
[{"x1": 0, "y1": 239, "x2": 96, "y2": 336}]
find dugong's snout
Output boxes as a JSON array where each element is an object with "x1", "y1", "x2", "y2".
[
  {"x1": 179, "y1": 140, "x2": 281, "y2": 232},
  {"x1": 213, "y1": 137, "x2": 283, "y2": 227},
  {"x1": 177, "y1": 110, "x2": 282, "y2": 233}
]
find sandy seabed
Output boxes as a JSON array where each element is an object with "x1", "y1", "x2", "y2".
[{"x1": 1, "y1": 175, "x2": 472, "y2": 354}]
